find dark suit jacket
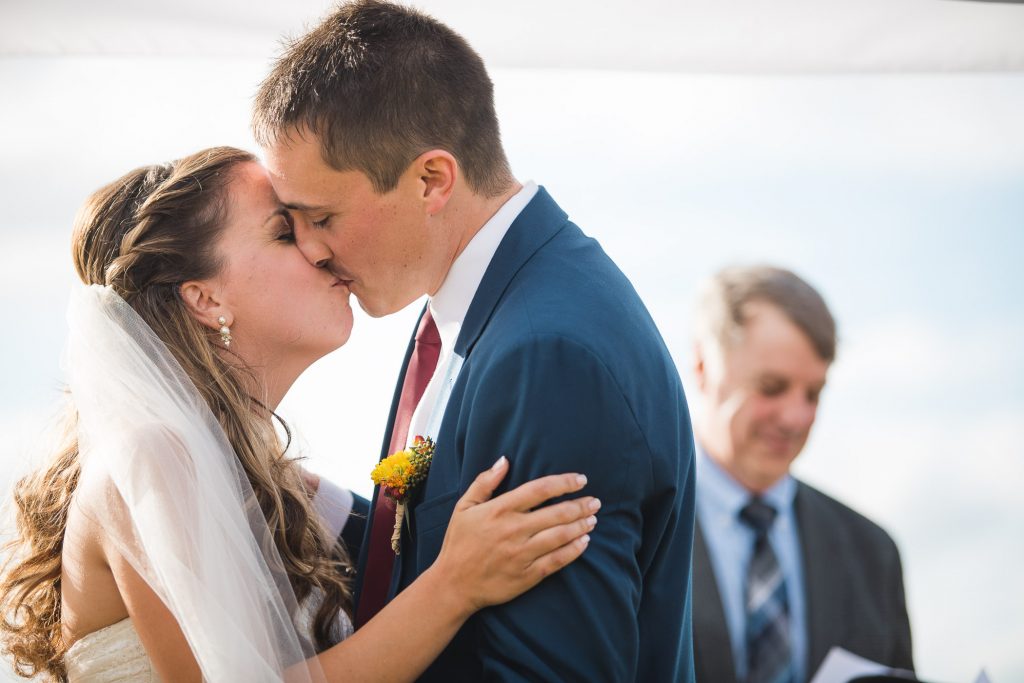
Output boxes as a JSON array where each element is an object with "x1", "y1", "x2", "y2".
[
  {"x1": 693, "y1": 480, "x2": 914, "y2": 683},
  {"x1": 339, "y1": 492, "x2": 369, "y2": 566},
  {"x1": 357, "y1": 188, "x2": 697, "y2": 682}
]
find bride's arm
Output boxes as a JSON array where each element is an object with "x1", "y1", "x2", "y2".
[
  {"x1": 99, "y1": 457, "x2": 592, "y2": 683},
  {"x1": 99, "y1": 536, "x2": 203, "y2": 682},
  {"x1": 314, "y1": 457, "x2": 597, "y2": 683}
]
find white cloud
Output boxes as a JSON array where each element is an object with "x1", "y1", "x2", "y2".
[{"x1": 830, "y1": 317, "x2": 1024, "y2": 393}]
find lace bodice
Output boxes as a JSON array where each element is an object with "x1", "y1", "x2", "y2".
[{"x1": 64, "y1": 618, "x2": 159, "y2": 682}]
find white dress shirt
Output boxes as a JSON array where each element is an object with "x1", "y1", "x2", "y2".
[
  {"x1": 312, "y1": 476, "x2": 354, "y2": 540},
  {"x1": 406, "y1": 181, "x2": 539, "y2": 445}
]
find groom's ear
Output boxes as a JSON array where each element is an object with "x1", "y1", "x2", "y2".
[
  {"x1": 413, "y1": 150, "x2": 457, "y2": 216},
  {"x1": 180, "y1": 280, "x2": 229, "y2": 331}
]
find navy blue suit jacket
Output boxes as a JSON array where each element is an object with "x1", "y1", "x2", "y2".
[{"x1": 359, "y1": 189, "x2": 696, "y2": 682}]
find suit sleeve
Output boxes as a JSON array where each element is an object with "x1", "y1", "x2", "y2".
[{"x1": 457, "y1": 335, "x2": 659, "y2": 682}]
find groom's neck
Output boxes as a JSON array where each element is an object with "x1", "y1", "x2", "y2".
[{"x1": 427, "y1": 179, "x2": 522, "y2": 297}]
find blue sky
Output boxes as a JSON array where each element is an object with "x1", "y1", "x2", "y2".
[{"x1": 0, "y1": 59, "x2": 1022, "y2": 682}]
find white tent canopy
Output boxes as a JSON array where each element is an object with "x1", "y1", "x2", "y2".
[{"x1": 3, "y1": 0, "x2": 1024, "y2": 72}]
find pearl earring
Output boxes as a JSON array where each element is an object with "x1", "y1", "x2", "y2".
[{"x1": 218, "y1": 316, "x2": 232, "y2": 348}]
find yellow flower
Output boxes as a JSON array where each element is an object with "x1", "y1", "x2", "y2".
[
  {"x1": 370, "y1": 437, "x2": 436, "y2": 554},
  {"x1": 369, "y1": 436, "x2": 435, "y2": 504},
  {"x1": 371, "y1": 449, "x2": 412, "y2": 495}
]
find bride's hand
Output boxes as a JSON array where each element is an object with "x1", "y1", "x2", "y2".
[{"x1": 429, "y1": 456, "x2": 598, "y2": 615}]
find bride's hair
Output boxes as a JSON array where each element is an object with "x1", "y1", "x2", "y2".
[{"x1": 0, "y1": 146, "x2": 353, "y2": 680}]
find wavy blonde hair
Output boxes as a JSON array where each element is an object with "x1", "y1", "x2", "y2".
[{"x1": 0, "y1": 147, "x2": 353, "y2": 680}]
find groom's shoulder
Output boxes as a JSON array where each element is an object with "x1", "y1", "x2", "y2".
[
  {"x1": 478, "y1": 223, "x2": 679, "y2": 389},
  {"x1": 505, "y1": 223, "x2": 661, "y2": 345}
]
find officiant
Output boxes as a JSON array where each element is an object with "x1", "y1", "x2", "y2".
[{"x1": 688, "y1": 265, "x2": 914, "y2": 683}]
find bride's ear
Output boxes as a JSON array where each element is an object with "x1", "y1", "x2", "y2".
[{"x1": 180, "y1": 280, "x2": 229, "y2": 331}]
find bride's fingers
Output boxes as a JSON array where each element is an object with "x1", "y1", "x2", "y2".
[
  {"x1": 523, "y1": 514, "x2": 598, "y2": 558},
  {"x1": 491, "y1": 472, "x2": 589, "y2": 513},
  {"x1": 455, "y1": 456, "x2": 510, "y2": 510},
  {"x1": 517, "y1": 496, "x2": 601, "y2": 536},
  {"x1": 526, "y1": 534, "x2": 592, "y2": 581}
]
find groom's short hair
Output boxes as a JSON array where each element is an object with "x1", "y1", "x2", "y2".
[{"x1": 253, "y1": 0, "x2": 513, "y2": 197}]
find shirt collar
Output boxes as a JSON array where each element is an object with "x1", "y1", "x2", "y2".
[
  {"x1": 429, "y1": 181, "x2": 538, "y2": 351},
  {"x1": 696, "y1": 445, "x2": 797, "y2": 521}
]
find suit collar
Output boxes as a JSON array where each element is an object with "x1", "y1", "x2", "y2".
[
  {"x1": 453, "y1": 186, "x2": 568, "y2": 357},
  {"x1": 429, "y1": 182, "x2": 538, "y2": 353},
  {"x1": 696, "y1": 447, "x2": 797, "y2": 520}
]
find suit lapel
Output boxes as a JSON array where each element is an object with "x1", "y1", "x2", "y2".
[
  {"x1": 390, "y1": 190, "x2": 566, "y2": 594},
  {"x1": 452, "y1": 187, "x2": 567, "y2": 358},
  {"x1": 795, "y1": 482, "x2": 842, "y2": 674},
  {"x1": 693, "y1": 523, "x2": 739, "y2": 683}
]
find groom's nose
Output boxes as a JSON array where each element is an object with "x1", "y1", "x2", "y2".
[{"x1": 294, "y1": 221, "x2": 333, "y2": 268}]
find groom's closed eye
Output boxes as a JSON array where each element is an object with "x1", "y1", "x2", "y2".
[
  {"x1": 310, "y1": 215, "x2": 332, "y2": 230},
  {"x1": 281, "y1": 201, "x2": 333, "y2": 230}
]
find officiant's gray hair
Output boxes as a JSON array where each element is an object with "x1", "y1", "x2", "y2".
[
  {"x1": 695, "y1": 265, "x2": 837, "y2": 363},
  {"x1": 252, "y1": 0, "x2": 514, "y2": 198}
]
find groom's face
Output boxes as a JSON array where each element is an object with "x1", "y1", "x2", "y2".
[{"x1": 264, "y1": 130, "x2": 439, "y2": 318}]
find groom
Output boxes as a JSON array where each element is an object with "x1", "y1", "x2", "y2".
[{"x1": 254, "y1": 2, "x2": 696, "y2": 680}]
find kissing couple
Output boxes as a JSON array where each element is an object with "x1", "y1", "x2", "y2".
[{"x1": 1, "y1": 2, "x2": 697, "y2": 681}]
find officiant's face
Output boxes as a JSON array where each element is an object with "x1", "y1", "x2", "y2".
[
  {"x1": 264, "y1": 130, "x2": 442, "y2": 318},
  {"x1": 698, "y1": 301, "x2": 829, "y2": 492}
]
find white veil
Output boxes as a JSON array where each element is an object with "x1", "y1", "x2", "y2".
[{"x1": 65, "y1": 284, "x2": 326, "y2": 682}]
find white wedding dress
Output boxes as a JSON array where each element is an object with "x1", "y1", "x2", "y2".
[
  {"x1": 65, "y1": 619, "x2": 158, "y2": 682},
  {"x1": 61, "y1": 478, "x2": 356, "y2": 682},
  {"x1": 64, "y1": 601, "x2": 354, "y2": 682}
]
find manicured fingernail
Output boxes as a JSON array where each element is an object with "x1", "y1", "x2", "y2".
[
  {"x1": 576, "y1": 474, "x2": 588, "y2": 487},
  {"x1": 589, "y1": 498, "x2": 602, "y2": 511},
  {"x1": 580, "y1": 534, "x2": 591, "y2": 546},
  {"x1": 587, "y1": 515, "x2": 597, "y2": 527},
  {"x1": 491, "y1": 455, "x2": 507, "y2": 471}
]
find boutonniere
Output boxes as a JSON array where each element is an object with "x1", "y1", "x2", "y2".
[{"x1": 370, "y1": 436, "x2": 435, "y2": 554}]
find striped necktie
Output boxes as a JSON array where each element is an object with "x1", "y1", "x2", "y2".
[{"x1": 740, "y1": 498, "x2": 794, "y2": 683}]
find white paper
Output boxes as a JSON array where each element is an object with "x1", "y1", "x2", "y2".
[
  {"x1": 809, "y1": 646, "x2": 993, "y2": 683},
  {"x1": 809, "y1": 647, "x2": 890, "y2": 683}
]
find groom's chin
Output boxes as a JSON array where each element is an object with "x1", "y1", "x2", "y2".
[
  {"x1": 355, "y1": 295, "x2": 395, "y2": 319},
  {"x1": 357, "y1": 293, "x2": 424, "y2": 319}
]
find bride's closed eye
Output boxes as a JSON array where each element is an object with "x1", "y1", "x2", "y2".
[{"x1": 274, "y1": 213, "x2": 296, "y2": 244}]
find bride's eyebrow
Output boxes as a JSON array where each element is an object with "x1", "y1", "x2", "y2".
[{"x1": 262, "y1": 207, "x2": 291, "y2": 226}]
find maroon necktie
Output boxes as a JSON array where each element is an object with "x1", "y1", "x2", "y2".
[{"x1": 355, "y1": 309, "x2": 441, "y2": 628}]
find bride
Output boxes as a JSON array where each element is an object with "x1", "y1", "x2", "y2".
[{"x1": 0, "y1": 147, "x2": 598, "y2": 682}]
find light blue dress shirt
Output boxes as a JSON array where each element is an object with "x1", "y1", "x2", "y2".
[{"x1": 696, "y1": 448, "x2": 808, "y2": 683}]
